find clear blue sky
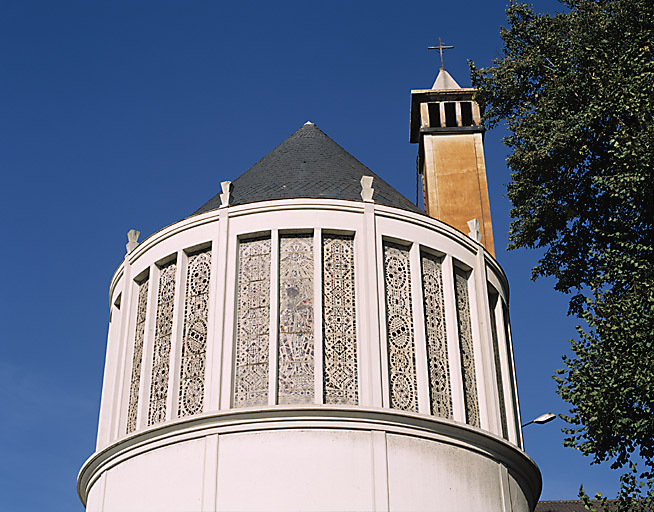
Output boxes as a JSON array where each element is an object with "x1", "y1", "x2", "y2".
[{"x1": 0, "y1": 1, "x2": 621, "y2": 510}]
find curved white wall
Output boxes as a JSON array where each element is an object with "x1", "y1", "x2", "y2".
[
  {"x1": 81, "y1": 199, "x2": 539, "y2": 511},
  {"x1": 82, "y1": 409, "x2": 539, "y2": 512}
]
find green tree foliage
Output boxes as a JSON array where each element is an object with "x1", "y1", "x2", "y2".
[{"x1": 470, "y1": 0, "x2": 654, "y2": 506}]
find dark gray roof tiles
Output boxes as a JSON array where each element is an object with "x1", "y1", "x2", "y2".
[{"x1": 193, "y1": 122, "x2": 422, "y2": 215}]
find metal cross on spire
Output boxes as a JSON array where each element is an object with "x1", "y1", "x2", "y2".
[{"x1": 428, "y1": 37, "x2": 454, "y2": 70}]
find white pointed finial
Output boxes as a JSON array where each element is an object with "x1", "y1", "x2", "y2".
[
  {"x1": 126, "y1": 229, "x2": 140, "y2": 254},
  {"x1": 360, "y1": 176, "x2": 374, "y2": 202},
  {"x1": 467, "y1": 219, "x2": 482, "y2": 243},
  {"x1": 304, "y1": 121, "x2": 314, "y2": 125},
  {"x1": 220, "y1": 181, "x2": 232, "y2": 207}
]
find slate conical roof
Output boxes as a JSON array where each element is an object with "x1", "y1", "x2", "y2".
[{"x1": 193, "y1": 122, "x2": 421, "y2": 215}]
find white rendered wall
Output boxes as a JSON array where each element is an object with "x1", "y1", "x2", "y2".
[
  {"x1": 215, "y1": 430, "x2": 375, "y2": 511},
  {"x1": 386, "y1": 434, "x2": 505, "y2": 510},
  {"x1": 103, "y1": 439, "x2": 205, "y2": 512},
  {"x1": 80, "y1": 410, "x2": 540, "y2": 512}
]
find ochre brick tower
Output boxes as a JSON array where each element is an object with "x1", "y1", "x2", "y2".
[{"x1": 410, "y1": 67, "x2": 495, "y2": 255}]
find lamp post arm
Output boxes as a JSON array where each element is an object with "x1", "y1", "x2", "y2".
[{"x1": 522, "y1": 413, "x2": 556, "y2": 428}]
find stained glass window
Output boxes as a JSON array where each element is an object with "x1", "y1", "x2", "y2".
[
  {"x1": 126, "y1": 278, "x2": 148, "y2": 434},
  {"x1": 489, "y1": 290, "x2": 508, "y2": 439},
  {"x1": 278, "y1": 234, "x2": 315, "y2": 404},
  {"x1": 322, "y1": 234, "x2": 358, "y2": 405},
  {"x1": 454, "y1": 266, "x2": 480, "y2": 427},
  {"x1": 178, "y1": 249, "x2": 211, "y2": 417},
  {"x1": 148, "y1": 260, "x2": 177, "y2": 425},
  {"x1": 233, "y1": 237, "x2": 271, "y2": 408},
  {"x1": 383, "y1": 242, "x2": 418, "y2": 412},
  {"x1": 421, "y1": 252, "x2": 452, "y2": 418}
]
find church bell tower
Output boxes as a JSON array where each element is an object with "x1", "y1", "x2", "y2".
[{"x1": 410, "y1": 40, "x2": 495, "y2": 255}]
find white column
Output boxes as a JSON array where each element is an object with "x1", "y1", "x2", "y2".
[
  {"x1": 353, "y1": 221, "x2": 367, "y2": 405},
  {"x1": 268, "y1": 229, "x2": 280, "y2": 406},
  {"x1": 206, "y1": 212, "x2": 227, "y2": 412},
  {"x1": 420, "y1": 102, "x2": 430, "y2": 127},
  {"x1": 97, "y1": 278, "x2": 124, "y2": 448},
  {"x1": 218, "y1": 216, "x2": 237, "y2": 411},
  {"x1": 409, "y1": 244, "x2": 430, "y2": 415},
  {"x1": 313, "y1": 229, "x2": 323, "y2": 405},
  {"x1": 494, "y1": 291, "x2": 515, "y2": 444},
  {"x1": 167, "y1": 250, "x2": 186, "y2": 421},
  {"x1": 109, "y1": 260, "x2": 134, "y2": 441},
  {"x1": 472, "y1": 101, "x2": 482, "y2": 125},
  {"x1": 470, "y1": 249, "x2": 500, "y2": 434},
  {"x1": 502, "y1": 300, "x2": 524, "y2": 448},
  {"x1": 362, "y1": 204, "x2": 384, "y2": 408},
  {"x1": 442, "y1": 255, "x2": 464, "y2": 422}
]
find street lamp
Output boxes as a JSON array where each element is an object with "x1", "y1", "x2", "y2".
[{"x1": 522, "y1": 412, "x2": 556, "y2": 428}]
